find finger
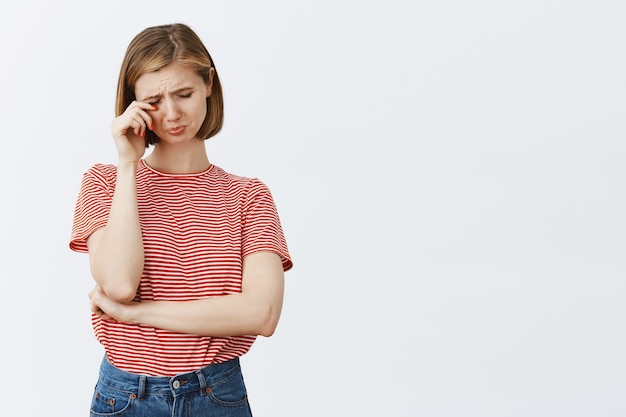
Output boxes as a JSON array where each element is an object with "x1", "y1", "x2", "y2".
[
  {"x1": 128, "y1": 118, "x2": 144, "y2": 137},
  {"x1": 139, "y1": 116, "x2": 147, "y2": 137},
  {"x1": 93, "y1": 308, "x2": 114, "y2": 321},
  {"x1": 129, "y1": 101, "x2": 156, "y2": 122},
  {"x1": 123, "y1": 103, "x2": 153, "y2": 135},
  {"x1": 91, "y1": 302, "x2": 101, "y2": 315},
  {"x1": 127, "y1": 100, "x2": 153, "y2": 112},
  {"x1": 90, "y1": 295, "x2": 100, "y2": 312},
  {"x1": 88, "y1": 285, "x2": 100, "y2": 301},
  {"x1": 101, "y1": 313, "x2": 116, "y2": 322},
  {"x1": 134, "y1": 108, "x2": 154, "y2": 133},
  {"x1": 131, "y1": 100, "x2": 157, "y2": 110}
]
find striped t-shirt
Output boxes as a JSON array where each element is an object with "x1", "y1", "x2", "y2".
[{"x1": 70, "y1": 160, "x2": 292, "y2": 376}]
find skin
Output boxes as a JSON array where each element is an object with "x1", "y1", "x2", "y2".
[{"x1": 87, "y1": 62, "x2": 285, "y2": 337}]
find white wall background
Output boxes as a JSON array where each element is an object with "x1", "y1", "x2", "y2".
[{"x1": 0, "y1": 0, "x2": 624, "y2": 416}]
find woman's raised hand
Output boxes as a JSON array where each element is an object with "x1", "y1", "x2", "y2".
[{"x1": 111, "y1": 101, "x2": 155, "y2": 164}]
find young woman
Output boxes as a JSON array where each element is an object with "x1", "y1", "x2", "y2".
[{"x1": 70, "y1": 23, "x2": 292, "y2": 416}]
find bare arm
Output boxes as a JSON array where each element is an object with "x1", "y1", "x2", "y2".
[
  {"x1": 89, "y1": 251, "x2": 285, "y2": 337},
  {"x1": 87, "y1": 162, "x2": 144, "y2": 302},
  {"x1": 87, "y1": 101, "x2": 154, "y2": 302}
]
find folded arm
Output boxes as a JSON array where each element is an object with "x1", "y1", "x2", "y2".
[{"x1": 89, "y1": 251, "x2": 285, "y2": 337}]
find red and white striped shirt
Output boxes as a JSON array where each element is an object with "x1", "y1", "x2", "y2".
[{"x1": 70, "y1": 160, "x2": 292, "y2": 376}]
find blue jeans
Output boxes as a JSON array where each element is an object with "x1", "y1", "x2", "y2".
[{"x1": 89, "y1": 356, "x2": 253, "y2": 416}]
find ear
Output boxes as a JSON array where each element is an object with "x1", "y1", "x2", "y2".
[{"x1": 205, "y1": 67, "x2": 215, "y2": 97}]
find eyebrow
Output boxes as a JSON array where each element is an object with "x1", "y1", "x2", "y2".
[{"x1": 139, "y1": 87, "x2": 194, "y2": 102}]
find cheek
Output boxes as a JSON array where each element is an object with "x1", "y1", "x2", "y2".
[
  {"x1": 196, "y1": 99, "x2": 209, "y2": 120},
  {"x1": 149, "y1": 111, "x2": 162, "y2": 128}
]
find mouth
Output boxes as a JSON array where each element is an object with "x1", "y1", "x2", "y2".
[{"x1": 166, "y1": 126, "x2": 186, "y2": 136}]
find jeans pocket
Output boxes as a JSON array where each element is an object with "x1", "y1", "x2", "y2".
[
  {"x1": 90, "y1": 381, "x2": 136, "y2": 416},
  {"x1": 208, "y1": 369, "x2": 249, "y2": 408}
]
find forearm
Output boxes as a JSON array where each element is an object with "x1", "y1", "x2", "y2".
[
  {"x1": 90, "y1": 253, "x2": 285, "y2": 336},
  {"x1": 129, "y1": 293, "x2": 282, "y2": 337},
  {"x1": 90, "y1": 162, "x2": 144, "y2": 301}
]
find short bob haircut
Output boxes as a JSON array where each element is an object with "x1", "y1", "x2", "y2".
[{"x1": 115, "y1": 23, "x2": 224, "y2": 146}]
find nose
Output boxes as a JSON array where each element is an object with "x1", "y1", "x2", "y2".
[{"x1": 163, "y1": 97, "x2": 182, "y2": 122}]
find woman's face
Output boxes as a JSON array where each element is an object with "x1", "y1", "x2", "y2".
[{"x1": 134, "y1": 62, "x2": 214, "y2": 144}]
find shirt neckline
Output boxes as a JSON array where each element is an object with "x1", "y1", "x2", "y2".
[{"x1": 139, "y1": 159, "x2": 215, "y2": 177}]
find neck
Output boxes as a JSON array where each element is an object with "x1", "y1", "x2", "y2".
[{"x1": 144, "y1": 140, "x2": 210, "y2": 174}]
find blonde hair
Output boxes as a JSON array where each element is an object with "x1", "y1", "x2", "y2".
[{"x1": 115, "y1": 23, "x2": 224, "y2": 146}]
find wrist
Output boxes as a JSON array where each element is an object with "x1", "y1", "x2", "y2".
[
  {"x1": 123, "y1": 301, "x2": 142, "y2": 325},
  {"x1": 117, "y1": 160, "x2": 139, "y2": 171}
]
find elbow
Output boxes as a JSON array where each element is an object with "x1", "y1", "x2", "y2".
[
  {"x1": 256, "y1": 305, "x2": 281, "y2": 337},
  {"x1": 101, "y1": 283, "x2": 138, "y2": 303},
  {"x1": 91, "y1": 265, "x2": 141, "y2": 303},
  {"x1": 259, "y1": 323, "x2": 277, "y2": 338}
]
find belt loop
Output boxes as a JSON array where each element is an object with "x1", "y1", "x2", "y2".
[
  {"x1": 195, "y1": 368, "x2": 208, "y2": 395},
  {"x1": 138, "y1": 375, "x2": 146, "y2": 399}
]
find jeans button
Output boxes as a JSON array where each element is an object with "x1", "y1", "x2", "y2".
[{"x1": 173, "y1": 380, "x2": 181, "y2": 389}]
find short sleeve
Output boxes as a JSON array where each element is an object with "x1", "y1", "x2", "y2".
[
  {"x1": 241, "y1": 179, "x2": 293, "y2": 271},
  {"x1": 69, "y1": 164, "x2": 115, "y2": 253}
]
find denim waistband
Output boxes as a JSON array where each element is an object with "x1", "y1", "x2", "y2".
[{"x1": 98, "y1": 356, "x2": 242, "y2": 399}]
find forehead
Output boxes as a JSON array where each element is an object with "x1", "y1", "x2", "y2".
[{"x1": 135, "y1": 62, "x2": 204, "y2": 96}]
